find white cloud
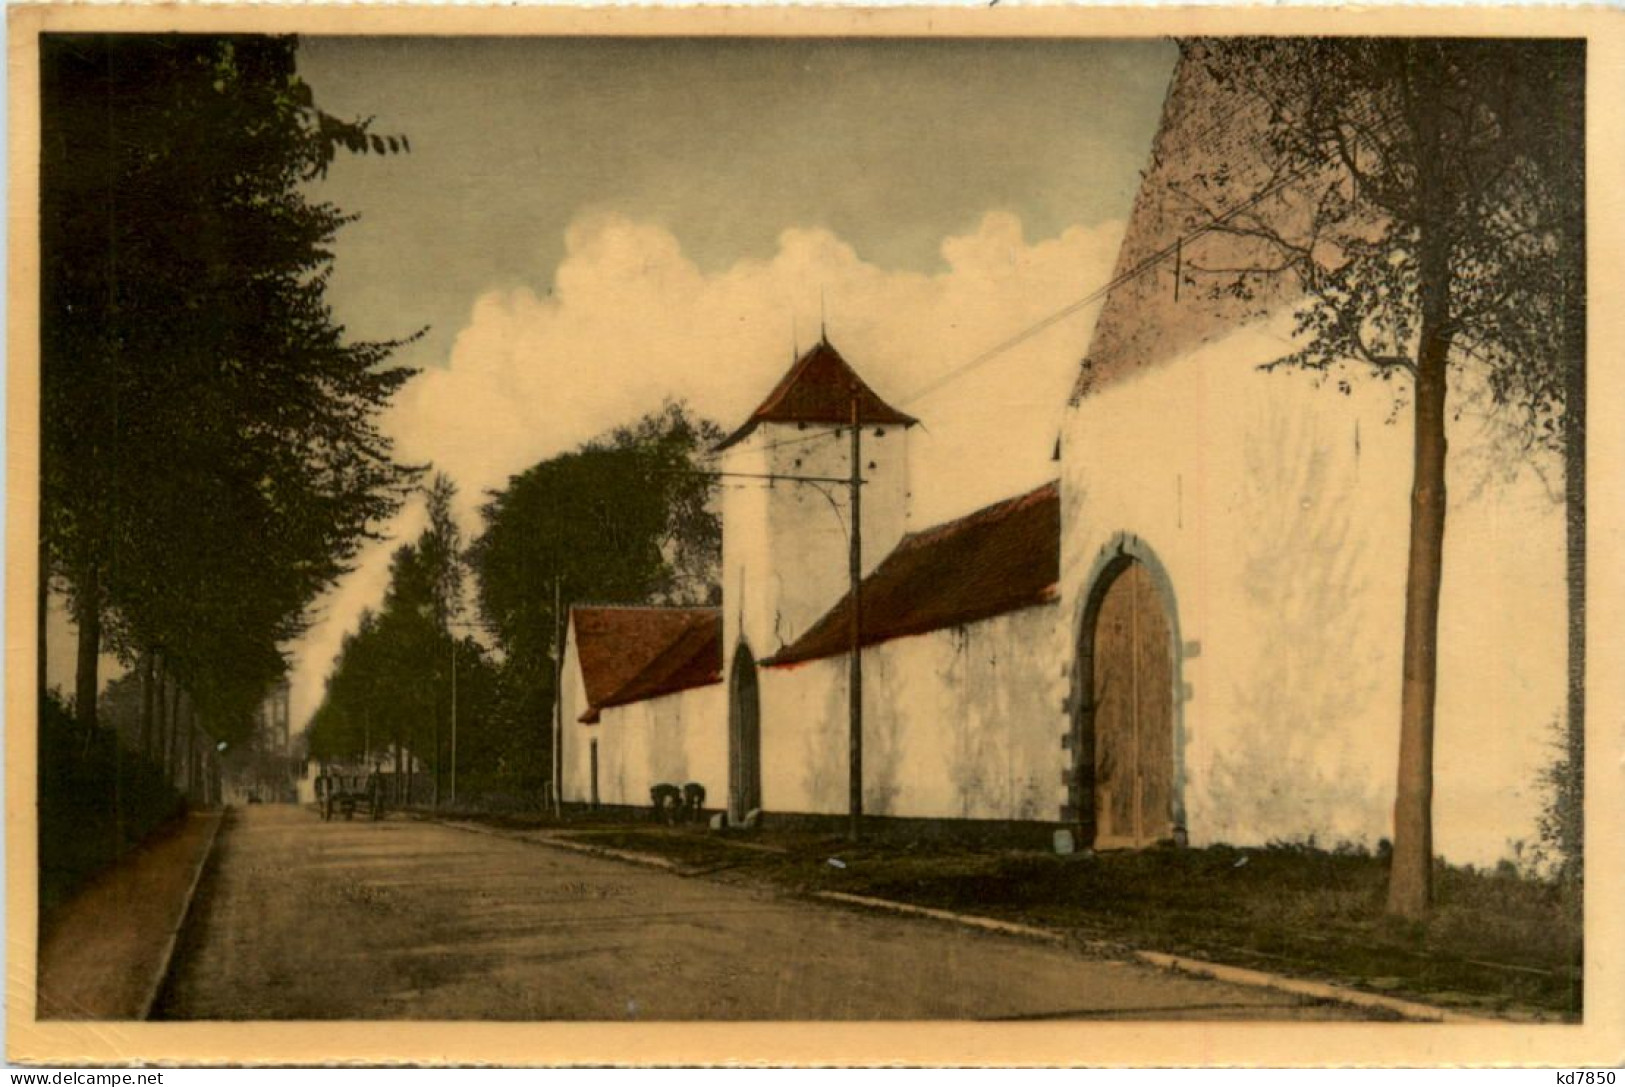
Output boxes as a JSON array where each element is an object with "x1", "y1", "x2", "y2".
[{"x1": 287, "y1": 210, "x2": 1124, "y2": 728}]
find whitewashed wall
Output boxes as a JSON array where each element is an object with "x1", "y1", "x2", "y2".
[
  {"x1": 1059, "y1": 319, "x2": 1565, "y2": 866},
  {"x1": 721, "y1": 431, "x2": 772, "y2": 679},
  {"x1": 722, "y1": 421, "x2": 911, "y2": 674},
  {"x1": 558, "y1": 630, "x2": 592, "y2": 804},
  {"x1": 583, "y1": 685, "x2": 727, "y2": 809},
  {"x1": 758, "y1": 604, "x2": 1067, "y2": 820}
]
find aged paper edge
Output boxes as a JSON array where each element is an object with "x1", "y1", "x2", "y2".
[{"x1": 6, "y1": 3, "x2": 1623, "y2": 1067}]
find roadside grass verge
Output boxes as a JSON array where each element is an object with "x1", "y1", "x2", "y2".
[
  {"x1": 808, "y1": 842, "x2": 1579, "y2": 1020},
  {"x1": 556, "y1": 826, "x2": 748, "y2": 868},
  {"x1": 39, "y1": 693, "x2": 188, "y2": 922},
  {"x1": 516, "y1": 821, "x2": 1582, "y2": 1020}
]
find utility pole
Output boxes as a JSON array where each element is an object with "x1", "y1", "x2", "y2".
[
  {"x1": 848, "y1": 387, "x2": 864, "y2": 842},
  {"x1": 552, "y1": 574, "x2": 565, "y2": 819},
  {"x1": 650, "y1": 443, "x2": 870, "y2": 838},
  {"x1": 449, "y1": 638, "x2": 457, "y2": 806}
]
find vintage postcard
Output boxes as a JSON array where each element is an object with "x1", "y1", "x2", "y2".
[{"x1": 6, "y1": 3, "x2": 1623, "y2": 1068}]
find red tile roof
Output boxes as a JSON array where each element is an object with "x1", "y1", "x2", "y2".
[
  {"x1": 716, "y1": 338, "x2": 917, "y2": 450},
  {"x1": 570, "y1": 607, "x2": 722, "y2": 723},
  {"x1": 765, "y1": 481, "x2": 1059, "y2": 667},
  {"x1": 597, "y1": 610, "x2": 722, "y2": 713}
]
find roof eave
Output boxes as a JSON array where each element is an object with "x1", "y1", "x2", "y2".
[
  {"x1": 714, "y1": 413, "x2": 917, "y2": 454},
  {"x1": 765, "y1": 589, "x2": 1059, "y2": 669},
  {"x1": 597, "y1": 673, "x2": 724, "y2": 712}
]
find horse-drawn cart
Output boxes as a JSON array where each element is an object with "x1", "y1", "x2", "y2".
[{"x1": 317, "y1": 772, "x2": 383, "y2": 821}]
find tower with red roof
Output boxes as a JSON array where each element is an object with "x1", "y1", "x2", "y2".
[{"x1": 717, "y1": 337, "x2": 918, "y2": 671}]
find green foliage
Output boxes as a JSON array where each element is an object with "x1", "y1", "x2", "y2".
[
  {"x1": 308, "y1": 556, "x2": 520, "y2": 795},
  {"x1": 309, "y1": 403, "x2": 722, "y2": 807},
  {"x1": 38, "y1": 689, "x2": 185, "y2": 918},
  {"x1": 40, "y1": 34, "x2": 419, "y2": 742},
  {"x1": 1185, "y1": 38, "x2": 1582, "y2": 451},
  {"x1": 1183, "y1": 38, "x2": 1584, "y2": 916},
  {"x1": 467, "y1": 399, "x2": 723, "y2": 670},
  {"x1": 307, "y1": 541, "x2": 441, "y2": 767},
  {"x1": 309, "y1": 474, "x2": 541, "y2": 802},
  {"x1": 1534, "y1": 715, "x2": 1583, "y2": 888},
  {"x1": 420, "y1": 473, "x2": 466, "y2": 628}
]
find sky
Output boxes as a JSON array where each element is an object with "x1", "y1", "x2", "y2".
[{"x1": 48, "y1": 37, "x2": 1181, "y2": 729}]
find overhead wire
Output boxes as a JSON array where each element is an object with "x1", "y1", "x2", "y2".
[
  {"x1": 897, "y1": 163, "x2": 1313, "y2": 409},
  {"x1": 896, "y1": 93, "x2": 1391, "y2": 410},
  {"x1": 754, "y1": 427, "x2": 845, "y2": 454}
]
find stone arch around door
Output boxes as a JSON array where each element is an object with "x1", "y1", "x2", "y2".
[
  {"x1": 1068, "y1": 535, "x2": 1189, "y2": 849},
  {"x1": 728, "y1": 643, "x2": 762, "y2": 823}
]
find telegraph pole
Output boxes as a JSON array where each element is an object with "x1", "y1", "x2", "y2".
[
  {"x1": 848, "y1": 387, "x2": 864, "y2": 842},
  {"x1": 449, "y1": 638, "x2": 457, "y2": 806},
  {"x1": 648, "y1": 439, "x2": 869, "y2": 838},
  {"x1": 552, "y1": 574, "x2": 565, "y2": 819}
]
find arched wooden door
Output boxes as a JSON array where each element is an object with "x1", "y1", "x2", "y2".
[
  {"x1": 728, "y1": 648, "x2": 762, "y2": 822},
  {"x1": 1088, "y1": 559, "x2": 1175, "y2": 849}
]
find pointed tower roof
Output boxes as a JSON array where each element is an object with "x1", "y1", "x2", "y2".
[{"x1": 716, "y1": 338, "x2": 918, "y2": 451}]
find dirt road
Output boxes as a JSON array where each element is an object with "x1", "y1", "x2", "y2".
[{"x1": 156, "y1": 805, "x2": 1374, "y2": 1021}]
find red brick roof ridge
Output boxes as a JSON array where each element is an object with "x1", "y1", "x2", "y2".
[
  {"x1": 596, "y1": 610, "x2": 723, "y2": 712},
  {"x1": 893, "y1": 479, "x2": 1059, "y2": 553},
  {"x1": 570, "y1": 605, "x2": 720, "y2": 721}
]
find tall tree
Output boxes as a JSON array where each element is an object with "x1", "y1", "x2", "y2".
[
  {"x1": 1182, "y1": 39, "x2": 1583, "y2": 916},
  {"x1": 40, "y1": 35, "x2": 419, "y2": 739},
  {"x1": 464, "y1": 402, "x2": 721, "y2": 800},
  {"x1": 418, "y1": 473, "x2": 465, "y2": 803},
  {"x1": 377, "y1": 542, "x2": 442, "y2": 791},
  {"x1": 311, "y1": 600, "x2": 515, "y2": 801},
  {"x1": 468, "y1": 401, "x2": 722, "y2": 667},
  {"x1": 421, "y1": 474, "x2": 467, "y2": 633}
]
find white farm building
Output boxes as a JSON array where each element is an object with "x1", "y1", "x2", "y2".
[{"x1": 558, "y1": 49, "x2": 1566, "y2": 867}]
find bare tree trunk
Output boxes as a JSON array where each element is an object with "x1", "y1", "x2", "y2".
[
  {"x1": 1560, "y1": 59, "x2": 1586, "y2": 886},
  {"x1": 1388, "y1": 50, "x2": 1450, "y2": 919},
  {"x1": 185, "y1": 707, "x2": 197, "y2": 798},
  {"x1": 155, "y1": 661, "x2": 169, "y2": 771},
  {"x1": 168, "y1": 684, "x2": 183, "y2": 787},
  {"x1": 74, "y1": 560, "x2": 101, "y2": 729},
  {"x1": 37, "y1": 540, "x2": 48, "y2": 705},
  {"x1": 140, "y1": 653, "x2": 155, "y2": 758},
  {"x1": 1389, "y1": 333, "x2": 1448, "y2": 918},
  {"x1": 432, "y1": 700, "x2": 442, "y2": 810}
]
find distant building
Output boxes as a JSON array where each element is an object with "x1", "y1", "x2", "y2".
[
  {"x1": 224, "y1": 679, "x2": 297, "y2": 804},
  {"x1": 257, "y1": 680, "x2": 292, "y2": 759}
]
